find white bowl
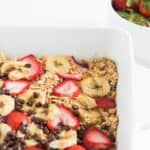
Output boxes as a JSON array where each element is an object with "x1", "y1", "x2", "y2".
[
  {"x1": 0, "y1": 27, "x2": 133, "y2": 150},
  {"x1": 108, "y1": 0, "x2": 150, "y2": 67}
]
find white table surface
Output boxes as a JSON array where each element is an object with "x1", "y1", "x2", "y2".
[{"x1": 0, "y1": 0, "x2": 149, "y2": 149}]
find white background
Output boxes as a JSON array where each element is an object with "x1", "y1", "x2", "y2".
[{"x1": 0, "y1": 0, "x2": 149, "y2": 149}]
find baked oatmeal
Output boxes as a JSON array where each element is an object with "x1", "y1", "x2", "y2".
[{"x1": 0, "y1": 53, "x2": 118, "y2": 150}]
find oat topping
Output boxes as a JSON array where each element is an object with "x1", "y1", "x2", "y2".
[{"x1": 0, "y1": 54, "x2": 118, "y2": 150}]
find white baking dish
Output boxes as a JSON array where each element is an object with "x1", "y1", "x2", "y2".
[{"x1": 0, "y1": 27, "x2": 133, "y2": 150}]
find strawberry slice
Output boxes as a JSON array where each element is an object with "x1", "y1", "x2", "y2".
[
  {"x1": 67, "y1": 145, "x2": 86, "y2": 150},
  {"x1": 47, "y1": 105, "x2": 80, "y2": 131},
  {"x1": 60, "y1": 105, "x2": 80, "y2": 129},
  {"x1": 96, "y1": 97, "x2": 116, "y2": 109},
  {"x1": 57, "y1": 72, "x2": 83, "y2": 80},
  {"x1": 71, "y1": 56, "x2": 88, "y2": 72},
  {"x1": 24, "y1": 147, "x2": 43, "y2": 150},
  {"x1": 20, "y1": 54, "x2": 44, "y2": 80},
  {"x1": 83, "y1": 128, "x2": 113, "y2": 149},
  {"x1": 53, "y1": 80, "x2": 81, "y2": 98},
  {"x1": 113, "y1": 0, "x2": 127, "y2": 10},
  {"x1": 3, "y1": 80, "x2": 31, "y2": 95},
  {"x1": 47, "y1": 117, "x2": 61, "y2": 131},
  {"x1": 7, "y1": 111, "x2": 29, "y2": 130}
]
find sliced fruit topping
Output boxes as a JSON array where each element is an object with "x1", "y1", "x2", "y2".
[
  {"x1": 53, "y1": 80, "x2": 81, "y2": 98},
  {"x1": 7, "y1": 111, "x2": 29, "y2": 130},
  {"x1": 71, "y1": 56, "x2": 88, "y2": 72},
  {"x1": 49, "y1": 130, "x2": 77, "y2": 149},
  {"x1": 96, "y1": 97, "x2": 116, "y2": 109},
  {"x1": 80, "y1": 77, "x2": 110, "y2": 97},
  {"x1": 67, "y1": 145, "x2": 86, "y2": 150},
  {"x1": 57, "y1": 72, "x2": 83, "y2": 80},
  {"x1": 3, "y1": 80, "x2": 31, "y2": 95},
  {"x1": 47, "y1": 105, "x2": 80, "y2": 131},
  {"x1": 46, "y1": 56, "x2": 71, "y2": 73},
  {"x1": 20, "y1": 54, "x2": 44, "y2": 80},
  {"x1": 24, "y1": 146, "x2": 43, "y2": 150},
  {"x1": 60, "y1": 105, "x2": 80, "y2": 129},
  {"x1": 83, "y1": 128, "x2": 113, "y2": 149},
  {"x1": 76, "y1": 94, "x2": 97, "y2": 109},
  {"x1": 139, "y1": 0, "x2": 150, "y2": 17},
  {"x1": 113, "y1": 0, "x2": 127, "y2": 10},
  {"x1": 0, "y1": 95, "x2": 15, "y2": 116},
  {"x1": 0, "y1": 123, "x2": 11, "y2": 144}
]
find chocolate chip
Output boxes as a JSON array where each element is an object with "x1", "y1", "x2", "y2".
[
  {"x1": 19, "y1": 123, "x2": 27, "y2": 134},
  {"x1": 0, "y1": 74, "x2": 9, "y2": 80},
  {"x1": 43, "y1": 127, "x2": 50, "y2": 134},
  {"x1": 15, "y1": 106, "x2": 22, "y2": 111},
  {"x1": 72, "y1": 104, "x2": 79, "y2": 110},
  {"x1": 26, "y1": 100, "x2": 34, "y2": 106},
  {"x1": 1, "y1": 126, "x2": 25, "y2": 149},
  {"x1": 18, "y1": 99, "x2": 25, "y2": 104},
  {"x1": 48, "y1": 133, "x2": 57, "y2": 141},
  {"x1": 33, "y1": 134, "x2": 41, "y2": 142},
  {"x1": 31, "y1": 117, "x2": 46, "y2": 126},
  {"x1": 24, "y1": 63, "x2": 31, "y2": 68},
  {"x1": 24, "y1": 132, "x2": 30, "y2": 139},
  {"x1": 33, "y1": 92, "x2": 39, "y2": 98},
  {"x1": 1, "y1": 89, "x2": 10, "y2": 95},
  {"x1": 73, "y1": 110, "x2": 80, "y2": 117},
  {"x1": 42, "y1": 103, "x2": 48, "y2": 108},
  {"x1": 39, "y1": 139, "x2": 47, "y2": 146},
  {"x1": 0, "y1": 115, "x2": 6, "y2": 123},
  {"x1": 100, "y1": 124, "x2": 109, "y2": 130},
  {"x1": 109, "y1": 134, "x2": 116, "y2": 142},
  {"x1": 5, "y1": 132, "x2": 17, "y2": 142},
  {"x1": 35, "y1": 102, "x2": 42, "y2": 107},
  {"x1": 57, "y1": 123, "x2": 71, "y2": 132},
  {"x1": 27, "y1": 110, "x2": 35, "y2": 116},
  {"x1": 77, "y1": 125, "x2": 90, "y2": 140},
  {"x1": 15, "y1": 99, "x2": 25, "y2": 111}
]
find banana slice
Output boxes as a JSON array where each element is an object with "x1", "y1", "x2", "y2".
[
  {"x1": 34, "y1": 107, "x2": 47, "y2": 119},
  {"x1": 17, "y1": 123, "x2": 47, "y2": 147},
  {"x1": 80, "y1": 77, "x2": 110, "y2": 97},
  {"x1": 27, "y1": 123, "x2": 47, "y2": 140},
  {"x1": 25, "y1": 139, "x2": 38, "y2": 147},
  {"x1": 8, "y1": 70, "x2": 25, "y2": 80},
  {"x1": 19, "y1": 89, "x2": 46, "y2": 105},
  {"x1": 49, "y1": 130, "x2": 77, "y2": 149},
  {"x1": 46, "y1": 56, "x2": 71, "y2": 73},
  {"x1": 76, "y1": 94, "x2": 97, "y2": 109},
  {"x1": 79, "y1": 109, "x2": 101, "y2": 124},
  {"x1": 0, "y1": 95, "x2": 15, "y2": 116},
  {"x1": 0, "y1": 123, "x2": 11, "y2": 144},
  {"x1": 34, "y1": 104, "x2": 59, "y2": 120},
  {"x1": 1, "y1": 61, "x2": 25, "y2": 74},
  {"x1": 47, "y1": 104, "x2": 60, "y2": 120},
  {"x1": 17, "y1": 130, "x2": 38, "y2": 147}
]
